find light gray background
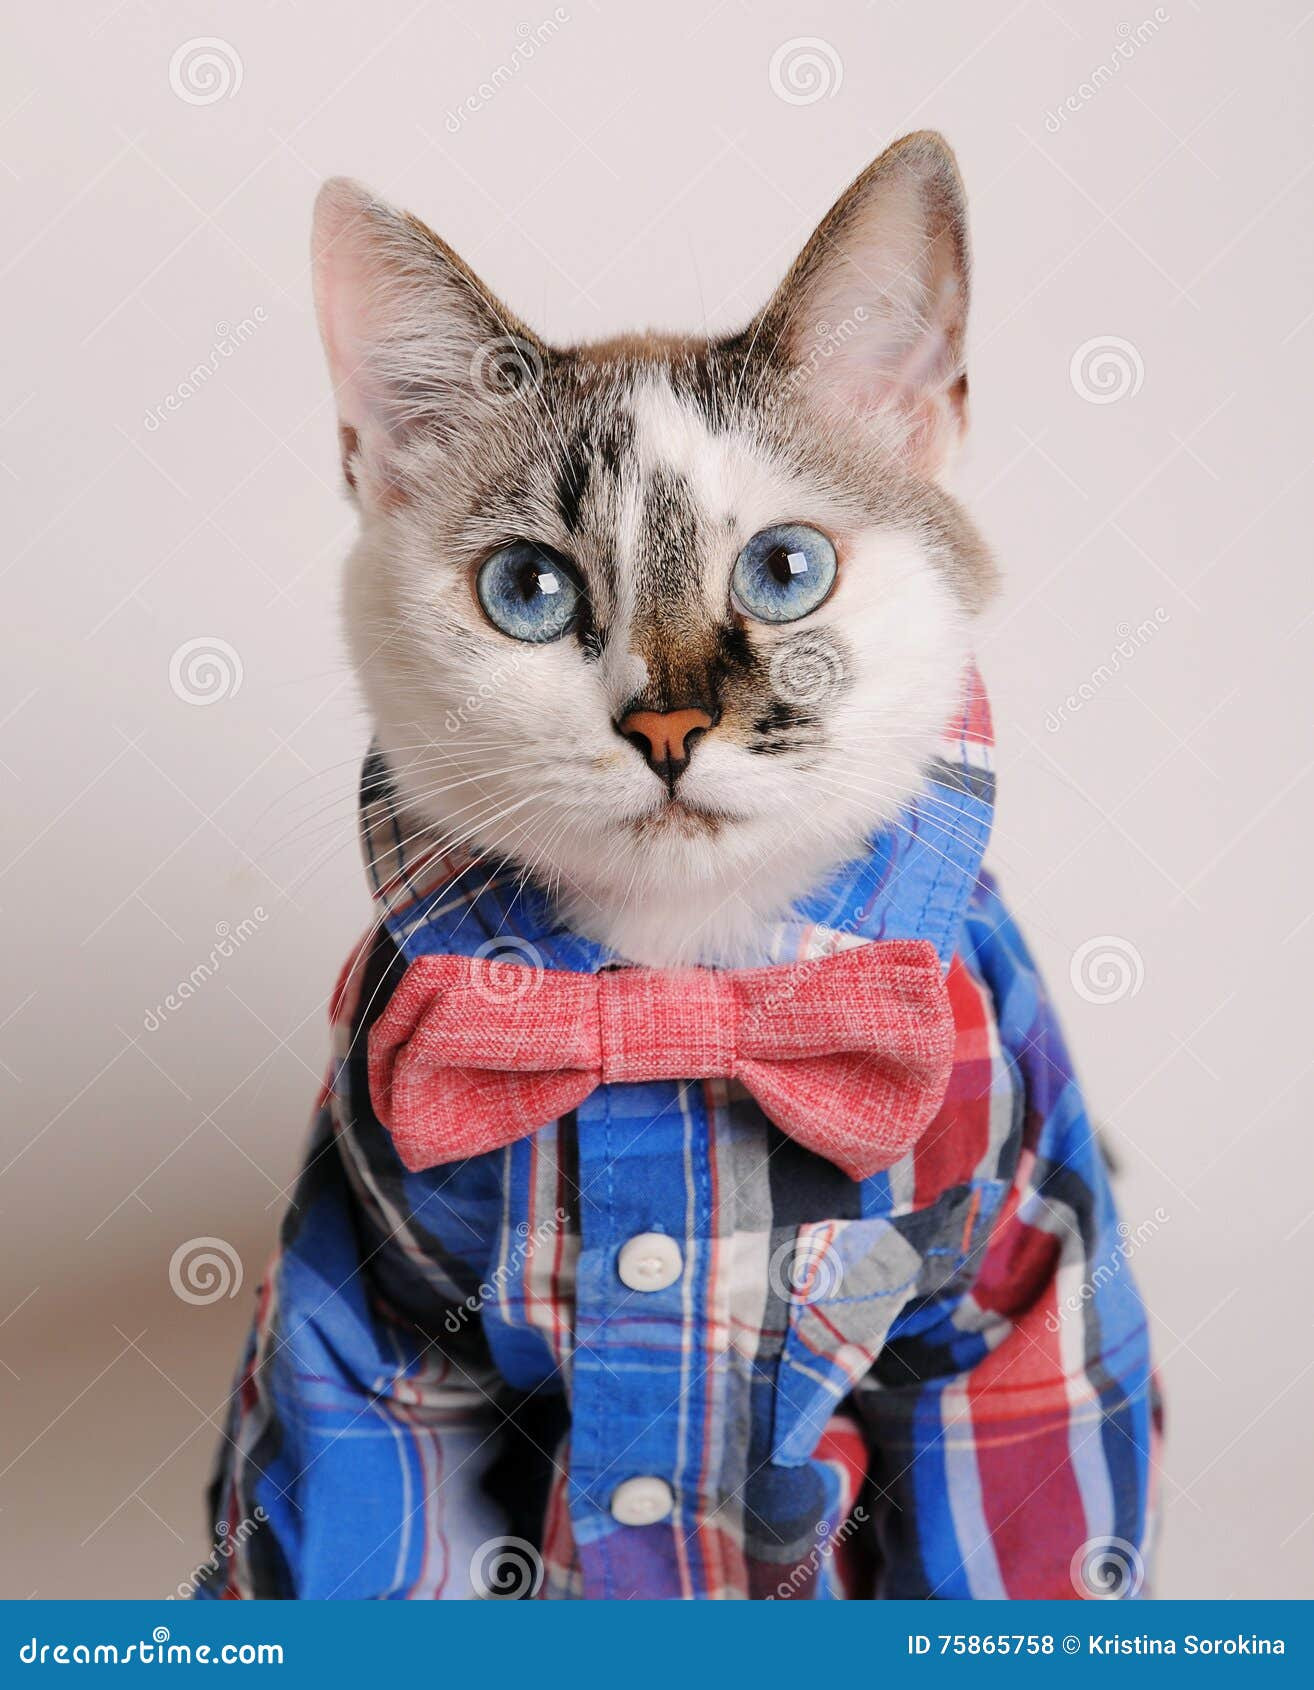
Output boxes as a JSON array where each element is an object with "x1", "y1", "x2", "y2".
[{"x1": 3, "y1": 0, "x2": 1311, "y2": 1600}]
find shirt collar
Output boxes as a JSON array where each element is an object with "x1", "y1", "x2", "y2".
[{"x1": 360, "y1": 666, "x2": 994, "y2": 974}]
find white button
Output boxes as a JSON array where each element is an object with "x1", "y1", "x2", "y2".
[
  {"x1": 617, "y1": 1232, "x2": 683, "y2": 1293},
  {"x1": 610, "y1": 1476, "x2": 675, "y2": 1526}
]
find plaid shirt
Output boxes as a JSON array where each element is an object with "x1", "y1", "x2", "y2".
[{"x1": 198, "y1": 671, "x2": 1160, "y2": 1600}]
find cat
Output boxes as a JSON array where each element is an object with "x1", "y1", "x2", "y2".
[
  {"x1": 197, "y1": 133, "x2": 1159, "y2": 1602},
  {"x1": 314, "y1": 130, "x2": 996, "y2": 968}
]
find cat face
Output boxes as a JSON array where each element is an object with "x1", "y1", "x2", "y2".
[{"x1": 314, "y1": 132, "x2": 996, "y2": 966}]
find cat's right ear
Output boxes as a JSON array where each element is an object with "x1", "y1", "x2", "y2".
[
  {"x1": 751, "y1": 132, "x2": 971, "y2": 477},
  {"x1": 311, "y1": 178, "x2": 544, "y2": 504}
]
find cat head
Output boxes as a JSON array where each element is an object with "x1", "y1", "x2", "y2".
[{"x1": 313, "y1": 131, "x2": 996, "y2": 967}]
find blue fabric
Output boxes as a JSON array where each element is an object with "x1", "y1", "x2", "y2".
[{"x1": 197, "y1": 690, "x2": 1159, "y2": 1600}]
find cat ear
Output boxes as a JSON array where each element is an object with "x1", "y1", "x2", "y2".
[
  {"x1": 755, "y1": 131, "x2": 970, "y2": 475},
  {"x1": 311, "y1": 177, "x2": 545, "y2": 503}
]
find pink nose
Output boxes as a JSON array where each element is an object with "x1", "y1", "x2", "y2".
[{"x1": 617, "y1": 707, "x2": 714, "y2": 790}]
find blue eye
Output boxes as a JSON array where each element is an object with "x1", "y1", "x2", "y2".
[
  {"x1": 731, "y1": 524, "x2": 837, "y2": 624},
  {"x1": 477, "y1": 542, "x2": 583, "y2": 643}
]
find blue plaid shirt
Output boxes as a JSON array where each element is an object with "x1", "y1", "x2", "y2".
[{"x1": 198, "y1": 673, "x2": 1159, "y2": 1599}]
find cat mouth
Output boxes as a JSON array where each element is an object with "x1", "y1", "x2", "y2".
[{"x1": 627, "y1": 794, "x2": 742, "y2": 838}]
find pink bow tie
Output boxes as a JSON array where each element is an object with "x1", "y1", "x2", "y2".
[{"x1": 368, "y1": 940, "x2": 956, "y2": 1182}]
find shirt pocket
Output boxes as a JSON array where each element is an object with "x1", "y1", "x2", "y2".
[
  {"x1": 770, "y1": 1217, "x2": 923, "y2": 1466},
  {"x1": 898, "y1": 1176, "x2": 1009, "y2": 1302},
  {"x1": 768, "y1": 1181, "x2": 1009, "y2": 1466}
]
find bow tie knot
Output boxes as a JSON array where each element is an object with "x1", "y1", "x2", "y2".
[
  {"x1": 368, "y1": 940, "x2": 957, "y2": 1182},
  {"x1": 596, "y1": 967, "x2": 737, "y2": 1085}
]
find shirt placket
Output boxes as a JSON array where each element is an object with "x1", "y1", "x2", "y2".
[{"x1": 565, "y1": 1074, "x2": 719, "y2": 1599}]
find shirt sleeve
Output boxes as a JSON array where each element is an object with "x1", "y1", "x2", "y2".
[
  {"x1": 849, "y1": 885, "x2": 1162, "y2": 1599},
  {"x1": 194, "y1": 1094, "x2": 520, "y2": 1600}
]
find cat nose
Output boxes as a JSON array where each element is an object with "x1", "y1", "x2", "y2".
[{"x1": 616, "y1": 707, "x2": 715, "y2": 792}]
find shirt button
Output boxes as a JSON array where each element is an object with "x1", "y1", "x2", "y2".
[
  {"x1": 617, "y1": 1232, "x2": 683, "y2": 1293},
  {"x1": 610, "y1": 1476, "x2": 675, "y2": 1526}
]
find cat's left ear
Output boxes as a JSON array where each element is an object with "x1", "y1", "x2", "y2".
[
  {"x1": 311, "y1": 177, "x2": 546, "y2": 504},
  {"x1": 754, "y1": 131, "x2": 970, "y2": 476}
]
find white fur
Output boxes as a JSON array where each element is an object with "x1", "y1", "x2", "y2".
[
  {"x1": 316, "y1": 150, "x2": 983, "y2": 966},
  {"x1": 346, "y1": 372, "x2": 968, "y2": 968}
]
